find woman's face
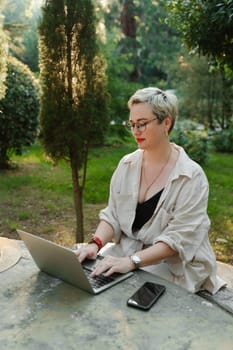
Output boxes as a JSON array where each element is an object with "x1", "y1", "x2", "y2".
[{"x1": 129, "y1": 102, "x2": 170, "y2": 150}]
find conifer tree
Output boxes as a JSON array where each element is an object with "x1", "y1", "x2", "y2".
[{"x1": 39, "y1": 0, "x2": 109, "y2": 242}]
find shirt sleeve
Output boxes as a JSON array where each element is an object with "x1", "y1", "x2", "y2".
[
  {"x1": 153, "y1": 168, "x2": 211, "y2": 263},
  {"x1": 99, "y1": 162, "x2": 122, "y2": 242}
]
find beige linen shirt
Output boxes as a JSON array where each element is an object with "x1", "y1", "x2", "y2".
[{"x1": 99, "y1": 143, "x2": 225, "y2": 294}]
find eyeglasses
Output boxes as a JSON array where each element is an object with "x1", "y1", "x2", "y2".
[{"x1": 125, "y1": 117, "x2": 158, "y2": 133}]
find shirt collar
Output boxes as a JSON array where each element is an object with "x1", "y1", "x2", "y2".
[
  {"x1": 170, "y1": 143, "x2": 195, "y2": 180},
  {"x1": 122, "y1": 149, "x2": 143, "y2": 165}
]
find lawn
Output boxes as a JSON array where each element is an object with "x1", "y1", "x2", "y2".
[
  {"x1": 0, "y1": 142, "x2": 232, "y2": 264},
  {"x1": 203, "y1": 153, "x2": 233, "y2": 264}
]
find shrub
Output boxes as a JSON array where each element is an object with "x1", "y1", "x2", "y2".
[
  {"x1": 0, "y1": 56, "x2": 39, "y2": 169},
  {"x1": 171, "y1": 120, "x2": 209, "y2": 165},
  {"x1": 104, "y1": 122, "x2": 130, "y2": 146},
  {"x1": 211, "y1": 127, "x2": 233, "y2": 153}
]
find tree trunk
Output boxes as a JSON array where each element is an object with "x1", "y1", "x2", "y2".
[
  {"x1": 0, "y1": 147, "x2": 9, "y2": 169},
  {"x1": 221, "y1": 70, "x2": 232, "y2": 129},
  {"x1": 121, "y1": 0, "x2": 139, "y2": 81},
  {"x1": 70, "y1": 158, "x2": 84, "y2": 243},
  {"x1": 66, "y1": 14, "x2": 84, "y2": 242},
  {"x1": 206, "y1": 75, "x2": 214, "y2": 130},
  {"x1": 121, "y1": 0, "x2": 136, "y2": 38}
]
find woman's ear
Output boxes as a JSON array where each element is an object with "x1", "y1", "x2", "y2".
[{"x1": 164, "y1": 116, "x2": 172, "y2": 135}]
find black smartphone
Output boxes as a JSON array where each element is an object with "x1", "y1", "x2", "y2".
[{"x1": 127, "y1": 281, "x2": 166, "y2": 310}]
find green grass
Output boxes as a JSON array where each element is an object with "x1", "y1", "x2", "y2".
[
  {"x1": 84, "y1": 145, "x2": 135, "y2": 202},
  {"x1": 0, "y1": 143, "x2": 232, "y2": 263},
  {"x1": 203, "y1": 153, "x2": 233, "y2": 263}
]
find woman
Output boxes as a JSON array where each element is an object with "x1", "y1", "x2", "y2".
[{"x1": 76, "y1": 87, "x2": 225, "y2": 294}]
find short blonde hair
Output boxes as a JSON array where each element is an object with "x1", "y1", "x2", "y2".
[{"x1": 127, "y1": 87, "x2": 178, "y2": 133}]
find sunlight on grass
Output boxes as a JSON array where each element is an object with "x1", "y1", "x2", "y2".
[
  {"x1": 18, "y1": 154, "x2": 43, "y2": 163},
  {"x1": 13, "y1": 143, "x2": 48, "y2": 162}
]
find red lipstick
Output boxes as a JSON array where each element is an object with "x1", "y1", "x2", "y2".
[{"x1": 136, "y1": 138, "x2": 145, "y2": 143}]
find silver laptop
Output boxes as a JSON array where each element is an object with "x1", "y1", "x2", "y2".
[{"x1": 17, "y1": 229, "x2": 133, "y2": 294}]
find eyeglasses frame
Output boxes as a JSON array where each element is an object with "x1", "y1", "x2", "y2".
[{"x1": 125, "y1": 117, "x2": 158, "y2": 133}]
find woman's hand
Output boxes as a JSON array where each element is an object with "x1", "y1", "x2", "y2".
[
  {"x1": 91, "y1": 255, "x2": 134, "y2": 277},
  {"x1": 75, "y1": 243, "x2": 99, "y2": 263}
]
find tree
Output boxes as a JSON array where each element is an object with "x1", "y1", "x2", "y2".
[
  {"x1": 2, "y1": 0, "x2": 32, "y2": 59},
  {"x1": 116, "y1": 0, "x2": 181, "y2": 85},
  {"x1": 2, "y1": 0, "x2": 41, "y2": 72},
  {"x1": 0, "y1": 0, "x2": 8, "y2": 99},
  {"x1": 120, "y1": 0, "x2": 139, "y2": 81},
  {"x1": 166, "y1": 0, "x2": 233, "y2": 71},
  {"x1": 166, "y1": 0, "x2": 233, "y2": 128},
  {"x1": 21, "y1": 1, "x2": 42, "y2": 72},
  {"x1": 174, "y1": 53, "x2": 232, "y2": 129},
  {"x1": 0, "y1": 56, "x2": 39, "y2": 168},
  {"x1": 39, "y1": 0, "x2": 109, "y2": 243},
  {"x1": 102, "y1": 0, "x2": 181, "y2": 123}
]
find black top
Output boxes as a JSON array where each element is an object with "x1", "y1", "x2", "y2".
[{"x1": 132, "y1": 189, "x2": 163, "y2": 231}]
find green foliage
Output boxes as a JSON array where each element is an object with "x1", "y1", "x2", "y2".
[
  {"x1": 2, "y1": 0, "x2": 32, "y2": 24},
  {"x1": 105, "y1": 0, "x2": 180, "y2": 88},
  {"x1": 2, "y1": 0, "x2": 41, "y2": 73},
  {"x1": 104, "y1": 123, "x2": 133, "y2": 146},
  {"x1": 0, "y1": 56, "x2": 39, "y2": 169},
  {"x1": 135, "y1": 0, "x2": 181, "y2": 85},
  {"x1": 0, "y1": 2, "x2": 7, "y2": 99},
  {"x1": 107, "y1": 70, "x2": 142, "y2": 123},
  {"x1": 39, "y1": 0, "x2": 109, "y2": 165},
  {"x1": 21, "y1": 6, "x2": 40, "y2": 72},
  {"x1": 171, "y1": 120, "x2": 209, "y2": 164},
  {"x1": 2, "y1": 0, "x2": 33, "y2": 61},
  {"x1": 212, "y1": 127, "x2": 233, "y2": 153},
  {"x1": 166, "y1": 0, "x2": 233, "y2": 71},
  {"x1": 103, "y1": 0, "x2": 182, "y2": 122},
  {"x1": 173, "y1": 53, "x2": 233, "y2": 130},
  {"x1": 39, "y1": 0, "x2": 109, "y2": 242}
]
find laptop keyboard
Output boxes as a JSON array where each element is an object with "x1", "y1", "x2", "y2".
[{"x1": 83, "y1": 266, "x2": 117, "y2": 289}]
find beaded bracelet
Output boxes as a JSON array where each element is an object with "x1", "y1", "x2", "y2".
[{"x1": 88, "y1": 236, "x2": 103, "y2": 252}]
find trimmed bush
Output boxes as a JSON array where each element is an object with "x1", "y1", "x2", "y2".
[
  {"x1": 171, "y1": 120, "x2": 209, "y2": 165},
  {"x1": 211, "y1": 127, "x2": 233, "y2": 153},
  {"x1": 0, "y1": 56, "x2": 39, "y2": 169}
]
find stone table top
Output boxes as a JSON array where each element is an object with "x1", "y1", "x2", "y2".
[{"x1": 0, "y1": 242, "x2": 232, "y2": 350}]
